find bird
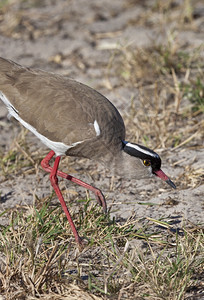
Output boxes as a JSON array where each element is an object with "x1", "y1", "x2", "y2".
[{"x1": 0, "y1": 57, "x2": 176, "y2": 246}]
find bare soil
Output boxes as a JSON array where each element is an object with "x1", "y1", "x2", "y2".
[
  {"x1": 0, "y1": 0, "x2": 203, "y2": 225},
  {"x1": 0, "y1": 0, "x2": 203, "y2": 299}
]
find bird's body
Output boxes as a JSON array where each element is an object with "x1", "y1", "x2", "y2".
[
  {"x1": 0, "y1": 57, "x2": 176, "y2": 247},
  {"x1": 0, "y1": 58, "x2": 124, "y2": 159}
]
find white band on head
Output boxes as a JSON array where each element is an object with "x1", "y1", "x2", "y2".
[{"x1": 126, "y1": 142, "x2": 157, "y2": 158}]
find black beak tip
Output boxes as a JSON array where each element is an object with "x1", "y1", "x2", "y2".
[{"x1": 166, "y1": 179, "x2": 176, "y2": 189}]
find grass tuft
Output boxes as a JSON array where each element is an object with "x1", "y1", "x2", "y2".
[{"x1": 0, "y1": 198, "x2": 203, "y2": 299}]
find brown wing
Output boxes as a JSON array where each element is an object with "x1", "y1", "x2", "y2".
[{"x1": 0, "y1": 57, "x2": 125, "y2": 157}]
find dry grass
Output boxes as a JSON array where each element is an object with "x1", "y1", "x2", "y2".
[
  {"x1": 0, "y1": 0, "x2": 204, "y2": 299},
  {"x1": 106, "y1": 40, "x2": 203, "y2": 150},
  {"x1": 0, "y1": 133, "x2": 203, "y2": 299},
  {"x1": 103, "y1": 30, "x2": 204, "y2": 196},
  {"x1": 0, "y1": 132, "x2": 203, "y2": 299},
  {"x1": 0, "y1": 197, "x2": 203, "y2": 299}
]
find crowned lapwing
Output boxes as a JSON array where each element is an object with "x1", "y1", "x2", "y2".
[{"x1": 0, "y1": 57, "x2": 176, "y2": 246}]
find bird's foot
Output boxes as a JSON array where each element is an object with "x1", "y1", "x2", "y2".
[
  {"x1": 77, "y1": 236, "x2": 89, "y2": 251},
  {"x1": 94, "y1": 189, "x2": 107, "y2": 213}
]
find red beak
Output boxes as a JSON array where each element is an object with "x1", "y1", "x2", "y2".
[{"x1": 154, "y1": 169, "x2": 176, "y2": 189}]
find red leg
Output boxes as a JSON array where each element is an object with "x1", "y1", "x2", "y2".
[
  {"x1": 48, "y1": 154, "x2": 83, "y2": 246},
  {"x1": 41, "y1": 151, "x2": 107, "y2": 212}
]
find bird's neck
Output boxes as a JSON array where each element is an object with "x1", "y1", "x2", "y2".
[
  {"x1": 99, "y1": 150, "x2": 131, "y2": 177},
  {"x1": 100, "y1": 150, "x2": 152, "y2": 180}
]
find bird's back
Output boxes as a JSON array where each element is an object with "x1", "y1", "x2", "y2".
[{"x1": 0, "y1": 57, "x2": 125, "y2": 160}]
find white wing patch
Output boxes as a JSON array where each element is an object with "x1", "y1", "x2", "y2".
[
  {"x1": 94, "y1": 120, "x2": 100, "y2": 136},
  {"x1": 0, "y1": 91, "x2": 19, "y2": 119},
  {"x1": 0, "y1": 91, "x2": 83, "y2": 156}
]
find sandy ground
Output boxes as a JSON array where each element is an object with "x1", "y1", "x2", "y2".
[{"x1": 0, "y1": 0, "x2": 203, "y2": 230}]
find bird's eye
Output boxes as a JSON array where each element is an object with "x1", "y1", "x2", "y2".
[{"x1": 143, "y1": 159, "x2": 151, "y2": 167}]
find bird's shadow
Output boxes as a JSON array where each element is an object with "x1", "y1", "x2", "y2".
[
  {"x1": 155, "y1": 215, "x2": 184, "y2": 236},
  {"x1": 0, "y1": 191, "x2": 13, "y2": 203},
  {"x1": 113, "y1": 214, "x2": 184, "y2": 237}
]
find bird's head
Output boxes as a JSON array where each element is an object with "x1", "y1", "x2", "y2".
[{"x1": 122, "y1": 141, "x2": 176, "y2": 189}]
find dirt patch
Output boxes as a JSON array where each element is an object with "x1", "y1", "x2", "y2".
[{"x1": 0, "y1": 0, "x2": 203, "y2": 299}]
